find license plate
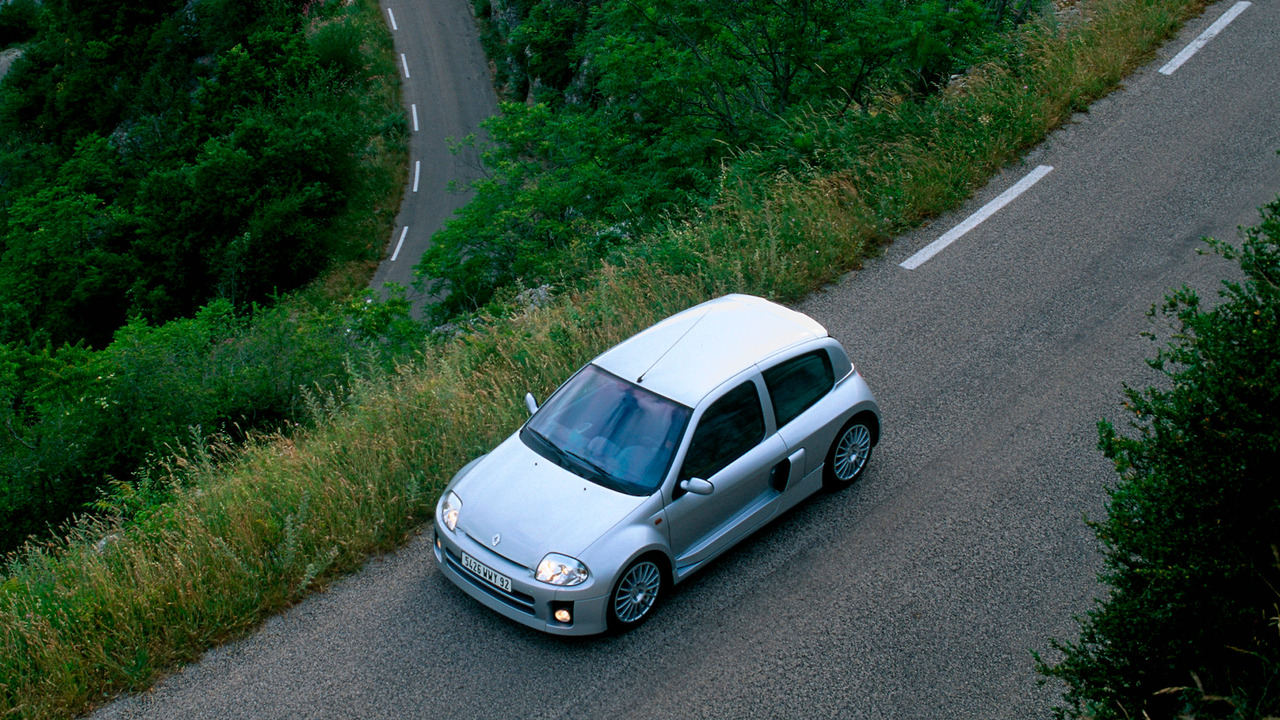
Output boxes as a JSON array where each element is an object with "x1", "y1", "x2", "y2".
[{"x1": 461, "y1": 552, "x2": 513, "y2": 593}]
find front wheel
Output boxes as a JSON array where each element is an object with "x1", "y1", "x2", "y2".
[
  {"x1": 824, "y1": 418, "x2": 873, "y2": 490},
  {"x1": 608, "y1": 557, "x2": 665, "y2": 631}
]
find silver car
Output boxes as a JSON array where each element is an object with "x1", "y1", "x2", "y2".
[{"x1": 432, "y1": 294, "x2": 880, "y2": 635}]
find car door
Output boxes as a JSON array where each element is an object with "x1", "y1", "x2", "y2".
[{"x1": 663, "y1": 378, "x2": 788, "y2": 572}]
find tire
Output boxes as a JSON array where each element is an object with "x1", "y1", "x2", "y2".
[
  {"x1": 824, "y1": 417, "x2": 873, "y2": 490},
  {"x1": 608, "y1": 556, "x2": 665, "y2": 631}
]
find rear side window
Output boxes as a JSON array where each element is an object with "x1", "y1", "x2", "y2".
[
  {"x1": 679, "y1": 381, "x2": 765, "y2": 481},
  {"x1": 762, "y1": 350, "x2": 834, "y2": 428}
]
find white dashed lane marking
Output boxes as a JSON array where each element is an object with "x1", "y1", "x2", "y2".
[
  {"x1": 900, "y1": 166, "x2": 1053, "y2": 270},
  {"x1": 1159, "y1": 1, "x2": 1250, "y2": 75},
  {"x1": 391, "y1": 226, "x2": 409, "y2": 262}
]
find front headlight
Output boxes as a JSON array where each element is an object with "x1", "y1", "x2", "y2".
[
  {"x1": 535, "y1": 553, "x2": 589, "y2": 586},
  {"x1": 441, "y1": 491, "x2": 462, "y2": 532}
]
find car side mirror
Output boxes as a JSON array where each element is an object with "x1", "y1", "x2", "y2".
[
  {"x1": 678, "y1": 478, "x2": 714, "y2": 496},
  {"x1": 525, "y1": 392, "x2": 538, "y2": 415}
]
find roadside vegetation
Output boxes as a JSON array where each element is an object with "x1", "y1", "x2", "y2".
[
  {"x1": 419, "y1": 0, "x2": 1018, "y2": 318},
  {"x1": 0, "y1": 0, "x2": 1229, "y2": 715},
  {"x1": 0, "y1": 0, "x2": 413, "y2": 555},
  {"x1": 1037, "y1": 199, "x2": 1280, "y2": 719}
]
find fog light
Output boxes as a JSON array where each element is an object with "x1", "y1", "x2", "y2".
[{"x1": 551, "y1": 601, "x2": 573, "y2": 624}]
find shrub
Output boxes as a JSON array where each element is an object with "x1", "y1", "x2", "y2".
[
  {"x1": 1037, "y1": 199, "x2": 1280, "y2": 719},
  {"x1": 0, "y1": 294, "x2": 426, "y2": 556}
]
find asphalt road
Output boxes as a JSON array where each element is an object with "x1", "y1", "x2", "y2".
[
  {"x1": 368, "y1": 0, "x2": 497, "y2": 300},
  {"x1": 92, "y1": 1, "x2": 1280, "y2": 718}
]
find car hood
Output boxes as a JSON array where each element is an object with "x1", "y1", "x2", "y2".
[{"x1": 451, "y1": 434, "x2": 647, "y2": 570}]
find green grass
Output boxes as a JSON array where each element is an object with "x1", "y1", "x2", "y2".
[{"x1": 0, "y1": 0, "x2": 1212, "y2": 715}]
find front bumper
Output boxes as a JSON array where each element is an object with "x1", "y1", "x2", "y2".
[{"x1": 432, "y1": 526, "x2": 611, "y2": 636}]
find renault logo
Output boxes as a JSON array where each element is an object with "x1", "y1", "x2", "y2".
[{"x1": 491, "y1": 534, "x2": 501, "y2": 546}]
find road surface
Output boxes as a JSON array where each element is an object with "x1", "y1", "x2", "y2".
[{"x1": 368, "y1": 0, "x2": 497, "y2": 302}]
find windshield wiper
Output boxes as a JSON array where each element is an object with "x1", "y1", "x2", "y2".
[
  {"x1": 560, "y1": 446, "x2": 616, "y2": 486},
  {"x1": 523, "y1": 427, "x2": 621, "y2": 489},
  {"x1": 524, "y1": 427, "x2": 568, "y2": 463}
]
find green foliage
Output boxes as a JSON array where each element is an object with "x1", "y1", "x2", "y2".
[
  {"x1": 472, "y1": 0, "x2": 603, "y2": 100},
  {"x1": 592, "y1": 0, "x2": 987, "y2": 133},
  {"x1": 0, "y1": 293, "x2": 428, "y2": 555},
  {"x1": 0, "y1": 0, "x2": 401, "y2": 347},
  {"x1": 416, "y1": 0, "x2": 1004, "y2": 319},
  {"x1": 0, "y1": 0, "x2": 42, "y2": 47},
  {"x1": 1038, "y1": 199, "x2": 1280, "y2": 719},
  {"x1": 0, "y1": 0, "x2": 407, "y2": 553},
  {"x1": 415, "y1": 99, "x2": 718, "y2": 317}
]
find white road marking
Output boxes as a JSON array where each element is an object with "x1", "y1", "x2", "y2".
[
  {"x1": 387, "y1": 8, "x2": 397, "y2": 30},
  {"x1": 1159, "y1": 1, "x2": 1250, "y2": 75},
  {"x1": 900, "y1": 165, "x2": 1053, "y2": 270},
  {"x1": 413, "y1": 161, "x2": 421, "y2": 193},
  {"x1": 401, "y1": 53, "x2": 410, "y2": 78},
  {"x1": 411, "y1": 103, "x2": 419, "y2": 132},
  {"x1": 391, "y1": 226, "x2": 409, "y2": 262}
]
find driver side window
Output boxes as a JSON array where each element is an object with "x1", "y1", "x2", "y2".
[{"x1": 679, "y1": 381, "x2": 765, "y2": 481}]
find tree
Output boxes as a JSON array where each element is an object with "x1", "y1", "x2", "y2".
[
  {"x1": 0, "y1": 184, "x2": 135, "y2": 347},
  {"x1": 0, "y1": 0, "x2": 408, "y2": 555},
  {"x1": 0, "y1": 0, "x2": 42, "y2": 47},
  {"x1": 1037, "y1": 199, "x2": 1280, "y2": 719}
]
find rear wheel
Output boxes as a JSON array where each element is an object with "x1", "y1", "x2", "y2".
[
  {"x1": 608, "y1": 557, "x2": 665, "y2": 631},
  {"x1": 824, "y1": 418, "x2": 873, "y2": 490}
]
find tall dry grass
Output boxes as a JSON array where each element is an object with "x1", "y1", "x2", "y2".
[{"x1": 0, "y1": 0, "x2": 1214, "y2": 714}]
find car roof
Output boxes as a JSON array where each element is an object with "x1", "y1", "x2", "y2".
[{"x1": 592, "y1": 294, "x2": 828, "y2": 406}]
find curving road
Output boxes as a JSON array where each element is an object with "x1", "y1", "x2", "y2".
[
  {"x1": 91, "y1": 1, "x2": 1280, "y2": 718},
  {"x1": 368, "y1": 0, "x2": 497, "y2": 302}
]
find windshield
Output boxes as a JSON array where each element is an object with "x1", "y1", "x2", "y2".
[{"x1": 521, "y1": 364, "x2": 691, "y2": 496}]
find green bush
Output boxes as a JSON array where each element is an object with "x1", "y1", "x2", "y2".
[
  {"x1": 0, "y1": 0, "x2": 42, "y2": 47},
  {"x1": 1037, "y1": 199, "x2": 1280, "y2": 719},
  {"x1": 0, "y1": 293, "x2": 426, "y2": 556}
]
